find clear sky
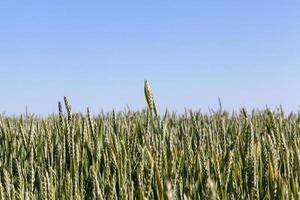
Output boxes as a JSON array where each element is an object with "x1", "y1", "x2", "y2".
[{"x1": 1, "y1": 1, "x2": 300, "y2": 115}]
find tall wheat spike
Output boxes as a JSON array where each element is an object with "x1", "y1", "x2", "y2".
[{"x1": 144, "y1": 80, "x2": 158, "y2": 117}]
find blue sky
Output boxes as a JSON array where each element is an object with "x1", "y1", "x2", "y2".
[{"x1": 0, "y1": 1, "x2": 300, "y2": 115}]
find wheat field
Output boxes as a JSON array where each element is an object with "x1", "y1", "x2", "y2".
[{"x1": 0, "y1": 81, "x2": 299, "y2": 199}]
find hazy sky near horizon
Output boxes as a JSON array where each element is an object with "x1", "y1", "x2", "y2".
[{"x1": 1, "y1": 1, "x2": 300, "y2": 115}]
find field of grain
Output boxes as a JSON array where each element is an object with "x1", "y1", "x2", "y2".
[{"x1": 0, "y1": 81, "x2": 299, "y2": 199}]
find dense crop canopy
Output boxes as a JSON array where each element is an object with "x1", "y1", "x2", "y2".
[{"x1": 0, "y1": 82, "x2": 299, "y2": 199}]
